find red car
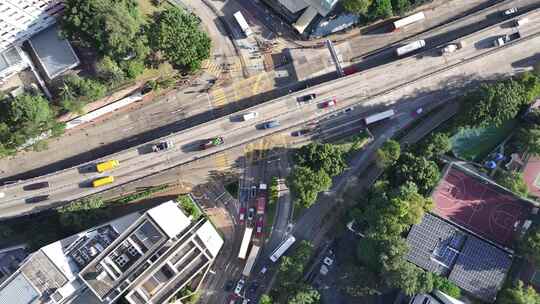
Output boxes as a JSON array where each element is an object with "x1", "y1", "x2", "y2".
[
  {"x1": 239, "y1": 207, "x2": 246, "y2": 225},
  {"x1": 320, "y1": 98, "x2": 337, "y2": 108},
  {"x1": 255, "y1": 217, "x2": 264, "y2": 237}
]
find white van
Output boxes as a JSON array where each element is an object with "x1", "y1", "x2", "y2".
[{"x1": 242, "y1": 112, "x2": 258, "y2": 121}]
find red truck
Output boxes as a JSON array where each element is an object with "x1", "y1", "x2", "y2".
[{"x1": 256, "y1": 197, "x2": 266, "y2": 215}]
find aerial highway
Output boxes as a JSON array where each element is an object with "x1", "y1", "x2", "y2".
[{"x1": 1, "y1": 9, "x2": 540, "y2": 218}]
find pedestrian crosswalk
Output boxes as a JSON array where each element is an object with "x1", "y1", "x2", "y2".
[
  {"x1": 201, "y1": 60, "x2": 222, "y2": 78},
  {"x1": 210, "y1": 88, "x2": 227, "y2": 107},
  {"x1": 214, "y1": 152, "x2": 230, "y2": 170}
]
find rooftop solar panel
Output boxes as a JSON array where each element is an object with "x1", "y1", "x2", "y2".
[{"x1": 407, "y1": 214, "x2": 512, "y2": 302}]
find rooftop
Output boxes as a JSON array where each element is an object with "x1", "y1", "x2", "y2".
[{"x1": 407, "y1": 214, "x2": 512, "y2": 302}]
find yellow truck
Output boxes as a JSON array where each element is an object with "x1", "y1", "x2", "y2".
[
  {"x1": 92, "y1": 176, "x2": 115, "y2": 188},
  {"x1": 96, "y1": 160, "x2": 120, "y2": 173}
]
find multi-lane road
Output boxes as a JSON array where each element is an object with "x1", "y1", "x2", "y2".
[{"x1": 1, "y1": 9, "x2": 540, "y2": 218}]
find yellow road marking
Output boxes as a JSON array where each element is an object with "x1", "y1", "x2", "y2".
[
  {"x1": 214, "y1": 152, "x2": 230, "y2": 169},
  {"x1": 210, "y1": 88, "x2": 227, "y2": 107},
  {"x1": 202, "y1": 60, "x2": 222, "y2": 77},
  {"x1": 251, "y1": 73, "x2": 264, "y2": 95}
]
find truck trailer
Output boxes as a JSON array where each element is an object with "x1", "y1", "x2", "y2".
[{"x1": 396, "y1": 40, "x2": 426, "y2": 56}]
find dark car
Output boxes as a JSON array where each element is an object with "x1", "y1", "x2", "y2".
[
  {"x1": 200, "y1": 137, "x2": 224, "y2": 150},
  {"x1": 262, "y1": 121, "x2": 280, "y2": 129},
  {"x1": 291, "y1": 129, "x2": 310, "y2": 137},
  {"x1": 297, "y1": 93, "x2": 317, "y2": 102},
  {"x1": 25, "y1": 195, "x2": 49, "y2": 204},
  {"x1": 23, "y1": 181, "x2": 50, "y2": 191},
  {"x1": 224, "y1": 280, "x2": 234, "y2": 292}
]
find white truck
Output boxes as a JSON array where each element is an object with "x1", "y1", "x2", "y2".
[
  {"x1": 440, "y1": 41, "x2": 465, "y2": 55},
  {"x1": 396, "y1": 40, "x2": 426, "y2": 56}
]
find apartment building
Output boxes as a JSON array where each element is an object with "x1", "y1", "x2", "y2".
[{"x1": 0, "y1": 201, "x2": 223, "y2": 304}]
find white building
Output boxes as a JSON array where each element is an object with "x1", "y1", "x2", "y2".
[{"x1": 0, "y1": 0, "x2": 64, "y2": 52}]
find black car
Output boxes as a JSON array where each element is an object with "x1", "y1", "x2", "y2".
[
  {"x1": 25, "y1": 195, "x2": 49, "y2": 204},
  {"x1": 291, "y1": 129, "x2": 310, "y2": 137},
  {"x1": 297, "y1": 93, "x2": 317, "y2": 102},
  {"x1": 23, "y1": 181, "x2": 50, "y2": 191}
]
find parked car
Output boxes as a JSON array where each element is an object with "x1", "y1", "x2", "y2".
[
  {"x1": 320, "y1": 98, "x2": 337, "y2": 108},
  {"x1": 234, "y1": 279, "x2": 245, "y2": 296},
  {"x1": 25, "y1": 195, "x2": 49, "y2": 204},
  {"x1": 502, "y1": 7, "x2": 518, "y2": 16},
  {"x1": 247, "y1": 207, "x2": 255, "y2": 221},
  {"x1": 152, "y1": 140, "x2": 173, "y2": 152},
  {"x1": 262, "y1": 121, "x2": 280, "y2": 129},
  {"x1": 23, "y1": 181, "x2": 50, "y2": 191},
  {"x1": 297, "y1": 93, "x2": 317, "y2": 102},
  {"x1": 239, "y1": 207, "x2": 246, "y2": 224},
  {"x1": 409, "y1": 293, "x2": 442, "y2": 304}
]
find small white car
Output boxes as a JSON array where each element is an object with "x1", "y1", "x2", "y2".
[
  {"x1": 502, "y1": 7, "x2": 518, "y2": 16},
  {"x1": 234, "y1": 279, "x2": 245, "y2": 296},
  {"x1": 242, "y1": 112, "x2": 258, "y2": 121}
]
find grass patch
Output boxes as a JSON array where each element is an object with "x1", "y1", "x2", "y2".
[
  {"x1": 451, "y1": 119, "x2": 516, "y2": 161},
  {"x1": 334, "y1": 130, "x2": 373, "y2": 156},
  {"x1": 225, "y1": 180, "x2": 239, "y2": 198},
  {"x1": 265, "y1": 197, "x2": 277, "y2": 236}
]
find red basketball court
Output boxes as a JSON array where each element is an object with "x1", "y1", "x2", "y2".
[{"x1": 432, "y1": 166, "x2": 532, "y2": 247}]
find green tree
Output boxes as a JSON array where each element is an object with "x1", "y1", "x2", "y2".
[
  {"x1": 295, "y1": 143, "x2": 347, "y2": 177},
  {"x1": 495, "y1": 170, "x2": 528, "y2": 197},
  {"x1": 259, "y1": 294, "x2": 273, "y2": 304},
  {"x1": 58, "y1": 197, "x2": 107, "y2": 232},
  {"x1": 368, "y1": 0, "x2": 393, "y2": 19},
  {"x1": 288, "y1": 166, "x2": 332, "y2": 208},
  {"x1": 516, "y1": 126, "x2": 540, "y2": 156},
  {"x1": 392, "y1": 0, "x2": 411, "y2": 15},
  {"x1": 342, "y1": 0, "x2": 373, "y2": 15},
  {"x1": 60, "y1": 0, "x2": 147, "y2": 61},
  {"x1": 376, "y1": 139, "x2": 401, "y2": 168},
  {"x1": 520, "y1": 225, "x2": 540, "y2": 265},
  {"x1": 517, "y1": 72, "x2": 540, "y2": 104},
  {"x1": 274, "y1": 241, "x2": 314, "y2": 298},
  {"x1": 0, "y1": 93, "x2": 60, "y2": 156},
  {"x1": 392, "y1": 153, "x2": 440, "y2": 196},
  {"x1": 419, "y1": 132, "x2": 451, "y2": 159},
  {"x1": 288, "y1": 285, "x2": 320, "y2": 304},
  {"x1": 150, "y1": 7, "x2": 211, "y2": 71},
  {"x1": 534, "y1": 61, "x2": 540, "y2": 76},
  {"x1": 461, "y1": 80, "x2": 528, "y2": 127},
  {"x1": 385, "y1": 262, "x2": 433, "y2": 296},
  {"x1": 177, "y1": 195, "x2": 202, "y2": 220},
  {"x1": 432, "y1": 275, "x2": 461, "y2": 298},
  {"x1": 496, "y1": 281, "x2": 540, "y2": 304},
  {"x1": 59, "y1": 75, "x2": 107, "y2": 114},
  {"x1": 96, "y1": 56, "x2": 125, "y2": 84}
]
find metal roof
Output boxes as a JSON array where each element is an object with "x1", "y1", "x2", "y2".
[
  {"x1": 28, "y1": 24, "x2": 79, "y2": 79},
  {"x1": 407, "y1": 214, "x2": 512, "y2": 302},
  {"x1": 0, "y1": 273, "x2": 39, "y2": 304}
]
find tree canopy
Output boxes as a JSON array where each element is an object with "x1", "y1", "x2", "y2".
[
  {"x1": 288, "y1": 286, "x2": 321, "y2": 304},
  {"x1": 288, "y1": 166, "x2": 332, "y2": 208},
  {"x1": 376, "y1": 139, "x2": 401, "y2": 168},
  {"x1": 391, "y1": 153, "x2": 440, "y2": 196},
  {"x1": 520, "y1": 225, "x2": 540, "y2": 265},
  {"x1": 418, "y1": 132, "x2": 451, "y2": 159},
  {"x1": 342, "y1": 0, "x2": 373, "y2": 15},
  {"x1": 516, "y1": 125, "x2": 540, "y2": 156},
  {"x1": 496, "y1": 281, "x2": 540, "y2": 304},
  {"x1": 61, "y1": 0, "x2": 147, "y2": 61},
  {"x1": 460, "y1": 80, "x2": 528, "y2": 127},
  {"x1": 149, "y1": 7, "x2": 211, "y2": 71},
  {"x1": 432, "y1": 275, "x2": 461, "y2": 298},
  {"x1": 272, "y1": 241, "x2": 314, "y2": 301},
  {"x1": 0, "y1": 93, "x2": 62, "y2": 157},
  {"x1": 259, "y1": 295, "x2": 273, "y2": 304},
  {"x1": 295, "y1": 143, "x2": 347, "y2": 177},
  {"x1": 495, "y1": 170, "x2": 528, "y2": 197},
  {"x1": 58, "y1": 197, "x2": 107, "y2": 232}
]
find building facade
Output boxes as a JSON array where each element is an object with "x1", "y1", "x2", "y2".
[
  {"x1": 0, "y1": 0, "x2": 64, "y2": 52},
  {"x1": 0, "y1": 201, "x2": 223, "y2": 304}
]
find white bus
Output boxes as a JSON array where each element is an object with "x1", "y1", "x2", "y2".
[
  {"x1": 238, "y1": 227, "x2": 253, "y2": 259},
  {"x1": 234, "y1": 11, "x2": 253, "y2": 37},
  {"x1": 364, "y1": 109, "x2": 395, "y2": 125},
  {"x1": 395, "y1": 40, "x2": 425, "y2": 56},
  {"x1": 269, "y1": 235, "x2": 296, "y2": 262},
  {"x1": 242, "y1": 245, "x2": 260, "y2": 277},
  {"x1": 393, "y1": 12, "x2": 425, "y2": 30}
]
